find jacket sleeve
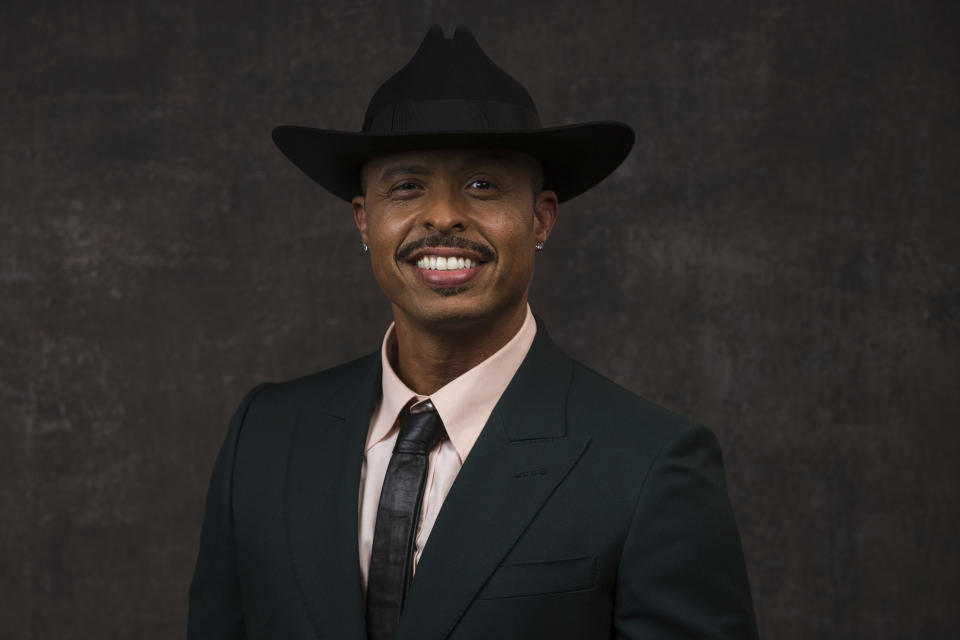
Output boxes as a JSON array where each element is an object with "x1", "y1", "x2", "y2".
[
  {"x1": 614, "y1": 425, "x2": 759, "y2": 639},
  {"x1": 187, "y1": 383, "x2": 270, "y2": 640}
]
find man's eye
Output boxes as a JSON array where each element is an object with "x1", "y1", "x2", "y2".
[
  {"x1": 391, "y1": 182, "x2": 421, "y2": 194},
  {"x1": 469, "y1": 180, "x2": 493, "y2": 190}
]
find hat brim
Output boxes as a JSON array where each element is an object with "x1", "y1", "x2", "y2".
[{"x1": 271, "y1": 121, "x2": 635, "y2": 203}]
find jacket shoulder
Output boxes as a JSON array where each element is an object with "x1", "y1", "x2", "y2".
[
  {"x1": 566, "y1": 359, "x2": 702, "y2": 444},
  {"x1": 247, "y1": 351, "x2": 379, "y2": 416}
]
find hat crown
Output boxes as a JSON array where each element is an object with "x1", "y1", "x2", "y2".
[{"x1": 361, "y1": 25, "x2": 540, "y2": 133}]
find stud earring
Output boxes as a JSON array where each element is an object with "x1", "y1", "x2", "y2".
[
  {"x1": 362, "y1": 243, "x2": 369, "y2": 252},
  {"x1": 535, "y1": 241, "x2": 544, "y2": 251}
]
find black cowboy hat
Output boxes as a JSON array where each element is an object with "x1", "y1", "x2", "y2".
[{"x1": 272, "y1": 25, "x2": 634, "y2": 203}]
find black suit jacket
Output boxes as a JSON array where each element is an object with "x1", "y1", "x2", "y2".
[{"x1": 188, "y1": 318, "x2": 758, "y2": 639}]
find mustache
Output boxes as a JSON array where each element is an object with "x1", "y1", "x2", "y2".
[{"x1": 396, "y1": 234, "x2": 496, "y2": 262}]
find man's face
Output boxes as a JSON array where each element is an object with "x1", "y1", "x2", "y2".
[{"x1": 352, "y1": 148, "x2": 558, "y2": 332}]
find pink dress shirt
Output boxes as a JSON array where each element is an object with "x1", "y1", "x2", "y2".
[{"x1": 358, "y1": 305, "x2": 537, "y2": 590}]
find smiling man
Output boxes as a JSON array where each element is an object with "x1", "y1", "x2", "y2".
[{"x1": 188, "y1": 25, "x2": 758, "y2": 640}]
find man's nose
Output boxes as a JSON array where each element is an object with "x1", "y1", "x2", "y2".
[{"x1": 421, "y1": 192, "x2": 467, "y2": 233}]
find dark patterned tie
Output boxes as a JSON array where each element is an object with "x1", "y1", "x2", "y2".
[{"x1": 366, "y1": 399, "x2": 446, "y2": 640}]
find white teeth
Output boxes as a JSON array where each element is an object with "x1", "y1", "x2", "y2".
[{"x1": 415, "y1": 255, "x2": 480, "y2": 270}]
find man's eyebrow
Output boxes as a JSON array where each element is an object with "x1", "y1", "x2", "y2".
[{"x1": 377, "y1": 164, "x2": 432, "y2": 182}]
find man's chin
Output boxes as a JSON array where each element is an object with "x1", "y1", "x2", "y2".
[{"x1": 398, "y1": 297, "x2": 504, "y2": 332}]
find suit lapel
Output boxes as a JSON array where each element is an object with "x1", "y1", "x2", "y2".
[
  {"x1": 396, "y1": 319, "x2": 591, "y2": 640},
  {"x1": 285, "y1": 354, "x2": 380, "y2": 639}
]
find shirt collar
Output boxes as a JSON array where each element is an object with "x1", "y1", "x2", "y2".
[{"x1": 370, "y1": 305, "x2": 537, "y2": 462}]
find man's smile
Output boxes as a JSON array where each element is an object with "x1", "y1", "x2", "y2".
[
  {"x1": 415, "y1": 255, "x2": 477, "y2": 270},
  {"x1": 404, "y1": 246, "x2": 489, "y2": 287}
]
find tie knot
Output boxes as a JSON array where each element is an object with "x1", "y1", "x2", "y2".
[{"x1": 395, "y1": 400, "x2": 445, "y2": 455}]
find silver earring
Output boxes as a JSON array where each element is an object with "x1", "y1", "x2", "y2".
[
  {"x1": 362, "y1": 243, "x2": 369, "y2": 252},
  {"x1": 535, "y1": 241, "x2": 544, "y2": 251}
]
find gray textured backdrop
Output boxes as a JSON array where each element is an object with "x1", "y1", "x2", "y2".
[{"x1": 2, "y1": 1, "x2": 958, "y2": 638}]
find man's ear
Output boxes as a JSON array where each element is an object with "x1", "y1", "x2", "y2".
[
  {"x1": 352, "y1": 196, "x2": 369, "y2": 246},
  {"x1": 533, "y1": 189, "x2": 559, "y2": 244}
]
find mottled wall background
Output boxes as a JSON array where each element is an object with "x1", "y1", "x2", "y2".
[{"x1": 2, "y1": 1, "x2": 957, "y2": 638}]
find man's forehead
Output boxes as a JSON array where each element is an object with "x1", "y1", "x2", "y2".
[{"x1": 363, "y1": 148, "x2": 538, "y2": 178}]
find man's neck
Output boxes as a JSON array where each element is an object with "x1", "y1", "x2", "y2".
[{"x1": 390, "y1": 302, "x2": 528, "y2": 395}]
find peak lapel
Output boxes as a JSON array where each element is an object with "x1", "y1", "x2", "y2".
[
  {"x1": 285, "y1": 354, "x2": 380, "y2": 639},
  {"x1": 396, "y1": 319, "x2": 591, "y2": 640}
]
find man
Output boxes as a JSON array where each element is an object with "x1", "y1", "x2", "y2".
[{"x1": 188, "y1": 25, "x2": 758, "y2": 639}]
